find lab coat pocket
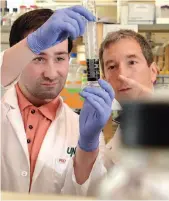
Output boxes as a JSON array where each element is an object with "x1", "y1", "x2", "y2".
[{"x1": 52, "y1": 156, "x2": 70, "y2": 177}]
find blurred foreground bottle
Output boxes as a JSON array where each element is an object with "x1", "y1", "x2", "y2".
[{"x1": 98, "y1": 93, "x2": 169, "y2": 199}]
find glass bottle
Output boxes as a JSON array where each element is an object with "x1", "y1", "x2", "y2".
[
  {"x1": 82, "y1": 0, "x2": 100, "y2": 87},
  {"x1": 11, "y1": 8, "x2": 18, "y2": 25},
  {"x1": 2, "y1": 8, "x2": 11, "y2": 26}
]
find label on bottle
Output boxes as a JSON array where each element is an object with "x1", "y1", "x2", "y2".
[{"x1": 86, "y1": 59, "x2": 100, "y2": 81}]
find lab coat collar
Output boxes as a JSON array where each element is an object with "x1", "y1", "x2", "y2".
[
  {"x1": 2, "y1": 85, "x2": 64, "y2": 113},
  {"x1": 2, "y1": 85, "x2": 19, "y2": 109},
  {"x1": 111, "y1": 99, "x2": 122, "y2": 111}
]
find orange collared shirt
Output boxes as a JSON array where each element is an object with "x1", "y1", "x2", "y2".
[{"x1": 15, "y1": 84, "x2": 60, "y2": 181}]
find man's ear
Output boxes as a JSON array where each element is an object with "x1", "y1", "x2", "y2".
[
  {"x1": 150, "y1": 62, "x2": 158, "y2": 83},
  {"x1": 100, "y1": 69, "x2": 106, "y2": 80},
  {"x1": 101, "y1": 74, "x2": 106, "y2": 80}
]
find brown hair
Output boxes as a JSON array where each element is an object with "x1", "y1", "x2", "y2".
[{"x1": 99, "y1": 29, "x2": 153, "y2": 75}]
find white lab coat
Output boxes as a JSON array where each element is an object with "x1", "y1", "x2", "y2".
[
  {"x1": 103, "y1": 99, "x2": 122, "y2": 167},
  {"x1": 104, "y1": 127, "x2": 121, "y2": 168},
  {"x1": 0, "y1": 51, "x2": 107, "y2": 195}
]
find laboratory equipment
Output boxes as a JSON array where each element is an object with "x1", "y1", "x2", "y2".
[
  {"x1": 77, "y1": 61, "x2": 87, "y2": 86},
  {"x1": 11, "y1": 8, "x2": 18, "y2": 25},
  {"x1": 69, "y1": 53, "x2": 78, "y2": 66},
  {"x1": 2, "y1": 8, "x2": 11, "y2": 26},
  {"x1": 156, "y1": 0, "x2": 169, "y2": 24},
  {"x1": 30, "y1": 5, "x2": 38, "y2": 11},
  {"x1": 98, "y1": 94, "x2": 169, "y2": 199},
  {"x1": 82, "y1": 0, "x2": 100, "y2": 87},
  {"x1": 0, "y1": 8, "x2": 3, "y2": 25},
  {"x1": 81, "y1": 69, "x2": 88, "y2": 89},
  {"x1": 66, "y1": 53, "x2": 79, "y2": 89},
  {"x1": 19, "y1": 5, "x2": 27, "y2": 17}
]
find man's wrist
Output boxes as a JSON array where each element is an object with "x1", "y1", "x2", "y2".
[
  {"x1": 78, "y1": 138, "x2": 99, "y2": 152},
  {"x1": 73, "y1": 146, "x2": 99, "y2": 184}
]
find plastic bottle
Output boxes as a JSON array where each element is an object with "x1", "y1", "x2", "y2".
[
  {"x1": 69, "y1": 53, "x2": 78, "y2": 66},
  {"x1": 11, "y1": 8, "x2": 18, "y2": 25},
  {"x1": 76, "y1": 61, "x2": 87, "y2": 89},
  {"x1": 0, "y1": 8, "x2": 3, "y2": 14},
  {"x1": 2, "y1": 8, "x2": 11, "y2": 26},
  {"x1": 75, "y1": 61, "x2": 87, "y2": 89},
  {"x1": 66, "y1": 72, "x2": 75, "y2": 89},
  {"x1": 77, "y1": 61, "x2": 87, "y2": 75},
  {"x1": 26, "y1": 7, "x2": 31, "y2": 12},
  {"x1": 98, "y1": 95, "x2": 169, "y2": 200},
  {"x1": 19, "y1": 5, "x2": 27, "y2": 17},
  {"x1": 81, "y1": 69, "x2": 87, "y2": 89},
  {"x1": 66, "y1": 53, "x2": 79, "y2": 89},
  {"x1": 30, "y1": 5, "x2": 38, "y2": 11},
  {"x1": 0, "y1": 8, "x2": 3, "y2": 25}
]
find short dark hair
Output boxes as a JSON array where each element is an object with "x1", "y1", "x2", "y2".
[
  {"x1": 9, "y1": 9, "x2": 73, "y2": 53},
  {"x1": 99, "y1": 29, "x2": 154, "y2": 75}
]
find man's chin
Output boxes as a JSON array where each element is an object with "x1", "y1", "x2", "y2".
[
  {"x1": 117, "y1": 93, "x2": 134, "y2": 102},
  {"x1": 35, "y1": 91, "x2": 60, "y2": 100}
]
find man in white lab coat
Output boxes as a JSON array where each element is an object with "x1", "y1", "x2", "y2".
[
  {"x1": 1, "y1": 7, "x2": 114, "y2": 195},
  {"x1": 99, "y1": 29, "x2": 158, "y2": 164}
]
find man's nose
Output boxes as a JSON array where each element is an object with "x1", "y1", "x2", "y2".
[
  {"x1": 118, "y1": 63, "x2": 129, "y2": 77},
  {"x1": 43, "y1": 62, "x2": 58, "y2": 80}
]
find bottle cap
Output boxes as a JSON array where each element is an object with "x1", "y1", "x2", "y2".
[
  {"x1": 13, "y1": 8, "x2": 18, "y2": 12},
  {"x1": 79, "y1": 60, "x2": 86, "y2": 65},
  {"x1": 20, "y1": 5, "x2": 27, "y2": 9},
  {"x1": 70, "y1": 53, "x2": 77, "y2": 58},
  {"x1": 120, "y1": 99, "x2": 169, "y2": 148},
  {"x1": 4, "y1": 8, "x2": 9, "y2": 12},
  {"x1": 30, "y1": 5, "x2": 38, "y2": 9}
]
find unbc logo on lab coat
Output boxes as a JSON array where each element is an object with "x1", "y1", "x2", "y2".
[{"x1": 67, "y1": 147, "x2": 76, "y2": 157}]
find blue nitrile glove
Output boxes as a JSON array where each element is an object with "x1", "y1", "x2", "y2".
[
  {"x1": 27, "y1": 6, "x2": 95, "y2": 54},
  {"x1": 78, "y1": 79, "x2": 115, "y2": 152}
]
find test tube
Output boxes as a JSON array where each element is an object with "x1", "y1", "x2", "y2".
[{"x1": 82, "y1": 0, "x2": 100, "y2": 87}]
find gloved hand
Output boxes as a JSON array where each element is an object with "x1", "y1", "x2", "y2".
[
  {"x1": 118, "y1": 75, "x2": 153, "y2": 100},
  {"x1": 27, "y1": 6, "x2": 95, "y2": 54},
  {"x1": 78, "y1": 79, "x2": 115, "y2": 152}
]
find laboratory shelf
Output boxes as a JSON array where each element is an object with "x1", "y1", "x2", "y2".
[
  {"x1": 138, "y1": 24, "x2": 169, "y2": 33},
  {"x1": 157, "y1": 74, "x2": 169, "y2": 78},
  {"x1": 2, "y1": 24, "x2": 169, "y2": 33},
  {"x1": 1, "y1": 26, "x2": 11, "y2": 33}
]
